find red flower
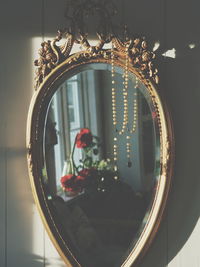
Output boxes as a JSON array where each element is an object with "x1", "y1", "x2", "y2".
[
  {"x1": 61, "y1": 174, "x2": 84, "y2": 193},
  {"x1": 76, "y1": 128, "x2": 93, "y2": 148},
  {"x1": 61, "y1": 174, "x2": 75, "y2": 192}
]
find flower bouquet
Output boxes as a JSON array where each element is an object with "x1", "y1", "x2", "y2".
[{"x1": 60, "y1": 128, "x2": 118, "y2": 196}]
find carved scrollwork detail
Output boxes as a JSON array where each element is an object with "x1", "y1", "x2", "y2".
[
  {"x1": 111, "y1": 37, "x2": 158, "y2": 84},
  {"x1": 163, "y1": 139, "x2": 171, "y2": 177},
  {"x1": 130, "y1": 39, "x2": 158, "y2": 83},
  {"x1": 27, "y1": 143, "x2": 33, "y2": 174},
  {"x1": 34, "y1": 31, "x2": 74, "y2": 89},
  {"x1": 34, "y1": 31, "x2": 159, "y2": 89}
]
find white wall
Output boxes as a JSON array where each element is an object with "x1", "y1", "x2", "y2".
[{"x1": 0, "y1": 0, "x2": 200, "y2": 266}]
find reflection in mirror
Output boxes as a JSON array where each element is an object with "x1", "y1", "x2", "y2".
[{"x1": 44, "y1": 63, "x2": 160, "y2": 267}]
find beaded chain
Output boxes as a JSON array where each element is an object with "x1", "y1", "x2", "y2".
[
  {"x1": 111, "y1": 41, "x2": 138, "y2": 171},
  {"x1": 111, "y1": 43, "x2": 119, "y2": 177},
  {"x1": 118, "y1": 43, "x2": 129, "y2": 135},
  {"x1": 126, "y1": 78, "x2": 139, "y2": 167}
]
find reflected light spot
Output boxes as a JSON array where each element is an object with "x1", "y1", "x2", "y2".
[
  {"x1": 188, "y1": 43, "x2": 196, "y2": 49},
  {"x1": 153, "y1": 41, "x2": 160, "y2": 52},
  {"x1": 162, "y1": 48, "x2": 176, "y2": 59}
]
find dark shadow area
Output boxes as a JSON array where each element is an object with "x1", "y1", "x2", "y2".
[
  {"x1": 121, "y1": 0, "x2": 200, "y2": 266},
  {"x1": 162, "y1": 55, "x2": 200, "y2": 264}
]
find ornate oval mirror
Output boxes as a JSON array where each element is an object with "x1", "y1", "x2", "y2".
[{"x1": 27, "y1": 32, "x2": 174, "y2": 266}]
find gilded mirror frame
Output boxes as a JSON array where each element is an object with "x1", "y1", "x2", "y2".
[{"x1": 27, "y1": 31, "x2": 174, "y2": 266}]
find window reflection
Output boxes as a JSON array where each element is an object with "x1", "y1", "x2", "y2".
[{"x1": 44, "y1": 64, "x2": 160, "y2": 267}]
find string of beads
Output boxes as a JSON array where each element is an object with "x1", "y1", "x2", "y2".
[{"x1": 111, "y1": 41, "x2": 138, "y2": 170}]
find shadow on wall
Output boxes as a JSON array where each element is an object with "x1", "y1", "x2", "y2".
[{"x1": 114, "y1": 0, "x2": 200, "y2": 266}]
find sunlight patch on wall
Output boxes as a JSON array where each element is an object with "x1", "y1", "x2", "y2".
[
  {"x1": 162, "y1": 48, "x2": 176, "y2": 59},
  {"x1": 32, "y1": 205, "x2": 44, "y2": 261},
  {"x1": 44, "y1": 232, "x2": 66, "y2": 266},
  {"x1": 31, "y1": 37, "x2": 43, "y2": 91},
  {"x1": 31, "y1": 37, "x2": 45, "y2": 262},
  {"x1": 153, "y1": 41, "x2": 160, "y2": 52},
  {"x1": 71, "y1": 39, "x2": 111, "y2": 53},
  {"x1": 188, "y1": 43, "x2": 196, "y2": 49}
]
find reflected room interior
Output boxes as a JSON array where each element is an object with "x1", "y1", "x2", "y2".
[{"x1": 43, "y1": 63, "x2": 160, "y2": 267}]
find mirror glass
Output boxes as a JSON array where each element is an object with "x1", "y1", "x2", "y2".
[{"x1": 43, "y1": 63, "x2": 160, "y2": 267}]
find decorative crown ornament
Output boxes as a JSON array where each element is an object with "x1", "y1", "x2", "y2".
[
  {"x1": 34, "y1": 0, "x2": 159, "y2": 89},
  {"x1": 34, "y1": 31, "x2": 159, "y2": 89}
]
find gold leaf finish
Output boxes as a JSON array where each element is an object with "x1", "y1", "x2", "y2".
[
  {"x1": 27, "y1": 31, "x2": 174, "y2": 267},
  {"x1": 34, "y1": 31, "x2": 159, "y2": 90}
]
